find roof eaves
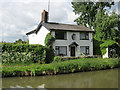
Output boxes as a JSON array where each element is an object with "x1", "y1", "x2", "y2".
[
  {"x1": 51, "y1": 29, "x2": 94, "y2": 32},
  {"x1": 35, "y1": 21, "x2": 43, "y2": 34},
  {"x1": 26, "y1": 29, "x2": 36, "y2": 35}
]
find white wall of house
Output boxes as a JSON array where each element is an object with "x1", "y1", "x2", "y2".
[
  {"x1": 51, "y1": 31, "x2": 93, "y2": 57},
  {"x1": 28, "y1": 26, "x2": 50, "y2": 46}
]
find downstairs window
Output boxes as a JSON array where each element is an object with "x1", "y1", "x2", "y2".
[
  {"x1": 80, "y1": 46, "x2": 89, "y2": 55},
  {"x1": 55, "y1": 46, "x2": 67, "y2": 56}
]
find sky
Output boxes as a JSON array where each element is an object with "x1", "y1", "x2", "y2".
[{"x1": 0, "y1": 0, "x2": 119, "y2": 42}]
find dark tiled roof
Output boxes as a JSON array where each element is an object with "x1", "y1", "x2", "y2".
[
  {"x1": 26, "y1": 22, "x2": 94, "y2": 35},
  {"x1": 43, "y1": 22, "x2": 94, "y2": 32}
]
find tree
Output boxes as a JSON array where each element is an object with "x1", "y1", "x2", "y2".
[
  {"x1": 94, "y1": 10, "x2": 119, "y2": 41},
  {"x1": 14, "y1": 39, "x2": 27, "y2": 44},
  {"x1": 71, "y1": 1, "x2": 114, "y2": 29},
  {"x1": 93, "y1": 10, "x2": 120, "y2": 56}
]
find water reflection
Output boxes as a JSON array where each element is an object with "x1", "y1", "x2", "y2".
[
  {"x1": 9, "y1": 84, "x2": 45, "y2": 88},
  {"x1": 2, "y1": 68, "x2": 118, "y2": 88}
]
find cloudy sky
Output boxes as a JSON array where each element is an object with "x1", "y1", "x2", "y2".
[{"x1": 0, "y1": 0, "x2": 119, "y2": 42}]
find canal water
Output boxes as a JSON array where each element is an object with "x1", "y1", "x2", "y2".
[{"x1": 2, "y1": 68, "x2": 119, "y2": 88}]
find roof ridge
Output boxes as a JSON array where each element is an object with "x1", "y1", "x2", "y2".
[{"x1": 45, "y1": 22, "x2": 79, "y2": 26}]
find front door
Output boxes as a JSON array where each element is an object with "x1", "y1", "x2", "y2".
[{"x1": 71, "y1": 47, "x2": 75, "y2": 57}]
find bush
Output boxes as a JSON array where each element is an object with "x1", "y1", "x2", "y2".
[
  {"x1": 2, "y1": 52, "x2": 36, "y2": 64},
  {"x1": 2, "y1": 43, "x2": 47, "y2": 64},
  {"x1": 45, "y1": 46, "x2": 55, "y2": 63},
  {"x1": 2, "y1": 43, "x2": 45, "y2": 53},
  {"x1": 53, "y1": 56, "x2": 63, "y2": 62}
]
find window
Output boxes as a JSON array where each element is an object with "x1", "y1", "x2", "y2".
[
  {"x1": 80, "y1": 32, "x2": 89, "y2": 40},
  {"x1": 72, "y1": 34, "x2": 76, "y2": 40},
  {"x1": 55, "y1": 46, "x2": 67, "y2": 56},
  {"x1": 55, "y1": 31, "x2": 67, "y2": 40},
  {"x1": 80, "y1": 46, "x2": 89, "y2": 55}
]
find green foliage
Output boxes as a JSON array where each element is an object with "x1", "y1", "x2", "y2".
[
  {"x1": 14, "y1": 39, "x2": 27, "y2": 44},
  {"x1": 94, "y1": 10, "x2": 119, "y2": 41},
  {"x1": 45, "y1": 46, "x2": 55, "y2": 63},
  {"x1": 53, "y1": 56, "x2": 63, "y2": 62},
  {"x1": 71, "y1": 1, "x2": 114, "y2": 29},
  {"x1": 100, "y1": 40, "x2": 117, "y2": 48},
  {"x1": 93, "y1": 10, "x2": 120, "y2": 56},
  {"x1": 2, "y1": 40, "x2": 56, "y2": 64},
  {"x1": 44, "y1": 33, "x2": 55, "y2": 63},
  {"x1": 93, "y1": 38, "x2": 102, "y2": 55},
  {"x1": 2, "y1": 43, "x2": 46, "y2": 64},
  {"x1": 2, "y1": 58, "x2": 120, "y2": 77},
  {"x1": 100, "y1": 40, "x2": 118, "y2": 55},
  {"x1": 2, "y1": 52, "x2": 33, "y2": 64},
  {"x1": 44, "y1": 33, "x2": 55, "y2": 47}
]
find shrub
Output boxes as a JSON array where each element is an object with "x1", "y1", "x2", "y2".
[
  {"x1": 2, "y1": 43, "x2": 47, "y2": 64},
  {"x1": 53, "y1": 56, "x2": 63, "y2": 62},
  {"x1": 45, "y1": 46, "x2": 55, "y2": 63},
  {"x1": 2, "y1": 52, "x2": 34, "y2": 64}
]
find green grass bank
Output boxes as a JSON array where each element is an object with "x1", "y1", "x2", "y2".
[{"x1": 2, "y1": 58, "x2": 120, "y2": 77}]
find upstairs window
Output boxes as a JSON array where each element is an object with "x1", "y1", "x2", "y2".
[
  {"x1": 80, "y1": 32, "x2": 89, "y2": 40},
  {"x1": 55, "y1": 31, "x2": 67, "y2": 40}
]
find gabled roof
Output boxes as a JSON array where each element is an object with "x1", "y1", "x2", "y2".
[
  {"x1": 69, "y1": 42, "x2": 79, "y2": 47},
  {"x1": 26, "y1": 21, "x2": 94, "y2": 35}
]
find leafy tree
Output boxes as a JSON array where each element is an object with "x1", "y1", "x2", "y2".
[
  {"x1": 93, "y1": 10, "x2": 120, "y2": 55},
  {"x1": 94, "y1": 10, "x2": 119, "y2": 41},
  {"x1": 14, "y1": 39, "x2": 27, "y2": 44},
  {"x1": 71, "y1": 1, "x2": 114, "y2": 29}
]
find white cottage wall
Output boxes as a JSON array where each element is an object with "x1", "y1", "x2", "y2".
[{"x1": 28, "y1": 26, "x2": 50, "y2": 46}]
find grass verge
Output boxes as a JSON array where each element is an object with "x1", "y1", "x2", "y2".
[{"x1": 2, "y1": 58, "x2": 120, "y2": 77}]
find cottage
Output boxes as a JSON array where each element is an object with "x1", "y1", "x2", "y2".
[{"x1": 26, "y1": 10, "x2": 94, "y2": 57}]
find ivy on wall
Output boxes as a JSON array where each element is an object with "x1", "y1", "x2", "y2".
[
  {"x1": 44, "y1": 33, "x2": 55, "y2": 47},
  {"x1": 44, "y1": 33, "x2": 55, "y2": 63}
]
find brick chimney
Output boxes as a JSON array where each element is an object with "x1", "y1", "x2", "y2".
[{"x1": 41, "y1": 10, "x2": 48, "y2": 22}]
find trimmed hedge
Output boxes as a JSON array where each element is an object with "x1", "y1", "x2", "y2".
[
  {"x1": 2, "y1": 43, "x2": 54, "y2": 64},
  {"x1": 2, "y1": 43, "x2": 45, "y2": 53},
  {"x1": 2, "y1": 58, "x2": 120, "y2": 77}
]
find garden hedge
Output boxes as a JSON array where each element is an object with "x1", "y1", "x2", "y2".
[{"x1": 2, "y1": 43, "x2": 54, "y2": 64}]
